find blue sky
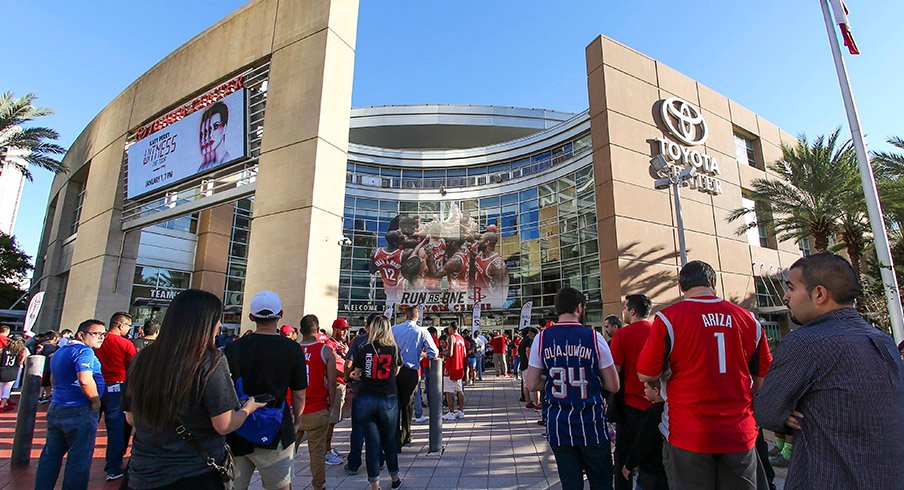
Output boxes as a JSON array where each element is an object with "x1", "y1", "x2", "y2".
[{"x1": 4, "y1": 1, "x2": 902, "y2": 263}]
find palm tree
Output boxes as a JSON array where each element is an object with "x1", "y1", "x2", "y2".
[
  {"x1": 727, "y1": 129, "x2": 858, "y2": 252},
  {"x1": 0, "y1": 91, "x2": 67, "y2": 181},
  {"x1": 872, "y1": 136, "x2": 904, "y2": 228}
]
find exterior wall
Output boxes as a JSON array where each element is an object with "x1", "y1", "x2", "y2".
[
  {"x1": 586, "y1": 35, "x2": 800, "y2": 320},
  {"x1": 34, "y1": 0, "x2": 359, "y2": 331}
]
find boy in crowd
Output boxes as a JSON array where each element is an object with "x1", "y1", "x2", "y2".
[{"x1": 621, "y1": 380, "x2": 667, "y2": 490}]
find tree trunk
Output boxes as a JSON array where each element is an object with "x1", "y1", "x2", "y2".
[{"x1": 813, "y1": 232, "x2": 830, "y2": 253}]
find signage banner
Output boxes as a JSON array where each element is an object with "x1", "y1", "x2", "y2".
[
  {"x1": 383, "y1": 303, "x2": 394, "y2": 320},
  {"x1": 519, "y1": 301, "x2": 533, "y2": 331},
  {"x1": 368, "y1": 206, "x2": 510, "y2": 311},
  {"x1": 127, "y1": 88, "x2": 247, "y2": 199},
  {"x1": 472, "y1": 302, "x2": 482, "y2": 332},
  {"x1": 23, "y1": 291, "x2": 45, "y2": 334}
]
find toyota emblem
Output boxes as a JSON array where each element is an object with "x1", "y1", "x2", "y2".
[{"x1": 660, "y1": 97, "x2": 708, "y2": 146}]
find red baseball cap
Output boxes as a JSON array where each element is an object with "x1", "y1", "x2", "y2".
[
  {"x1": 332, "y1": 318, "x2": 349, "y2": 330},
  {"x1": 279, "y1": 324, "x2": 295, "y2": 335}
]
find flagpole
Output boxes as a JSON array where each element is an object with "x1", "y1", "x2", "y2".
[{"x1": 820, "y1": 0, "x2": 904, "y2": 341}]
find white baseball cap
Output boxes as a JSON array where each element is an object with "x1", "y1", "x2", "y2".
[{"x1": 249, "y1": 290, "x2": 282, "y2": 319}]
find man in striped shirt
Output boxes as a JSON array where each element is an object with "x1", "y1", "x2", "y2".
[{"x1": 526, "y1": 287, "x2": 620, "y2": 489}]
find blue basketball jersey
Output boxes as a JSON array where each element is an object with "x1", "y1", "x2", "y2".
[{"x1": 538, "y1": 322, "x2": 607, "y2": 446}]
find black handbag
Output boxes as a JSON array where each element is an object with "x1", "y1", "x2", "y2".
[{"x1": 176, "y1": 422, "x2": 235, "y2": 484}]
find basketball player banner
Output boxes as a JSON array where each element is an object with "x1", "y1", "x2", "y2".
[{"x1": 369, "y1": 205, "x2": 510, "y2": 311}]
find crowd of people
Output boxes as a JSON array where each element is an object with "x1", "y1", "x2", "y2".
[
  {"x1": 526, "y1": 254, "x2": 904, "y2": 490},
  {"x1": 8, "y1": 252, "x2": 904, "y2": 489}
]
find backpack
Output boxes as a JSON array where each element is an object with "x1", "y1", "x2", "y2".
[
  {"x1": 230, "y1": 343, "x2": 286, "y2": 446},
  {"x1": 0, "y1": 346, "x2": 19, "y2": 383}
]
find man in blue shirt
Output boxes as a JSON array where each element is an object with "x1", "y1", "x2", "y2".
[
  {"x1": 35, "y1": 319, "x2": 107, "y2": 490},
  {"x1": 391, "y1": 307, "x2": 438, "y2": 448}
]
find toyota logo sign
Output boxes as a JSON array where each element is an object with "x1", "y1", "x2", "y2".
[{"x1": 660, "y1": 97, "x2": 708, "y2": 146}]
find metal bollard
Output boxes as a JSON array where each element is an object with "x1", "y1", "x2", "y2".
[
  {"x1": 428, "y1": 357, "x2": 443, "y2": 453},
  {"x1": 12, "y1": 355, "x2": 46, "y2": 468}
]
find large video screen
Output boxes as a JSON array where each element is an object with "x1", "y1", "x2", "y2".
[
  {"x1": 371, "y1": 206, "x2": 510, "y2": 311},
  {"x1": 127, "y1": 89, "x2": 247, "y2": 199}
]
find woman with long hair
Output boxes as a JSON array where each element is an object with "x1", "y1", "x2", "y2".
[
  {"x1": 0, "y1": 338, "x2": 27, "y2": 411},
  {"x1": 123, "y1": 289, "x2": 265, "y2": 489},
  {"x1": 349, "y1": 315, "x2": 402, "y2": 490}
]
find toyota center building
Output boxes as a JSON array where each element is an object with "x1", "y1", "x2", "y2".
[{"x1": 31, "y1": 0, "x2": 804, "y2": 338}]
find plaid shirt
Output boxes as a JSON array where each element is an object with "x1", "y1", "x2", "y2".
[{"x1": 754, "y1": 308, "x2": 904, "y2": 489}]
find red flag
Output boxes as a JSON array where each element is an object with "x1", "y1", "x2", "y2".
[{"x1": 831, "y1": 0, "x2": 860, "y2": 54}]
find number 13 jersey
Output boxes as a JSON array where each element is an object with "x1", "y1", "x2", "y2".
[
  {"x1": 353, "y1": 341, "x2": 401, "y2": 397},
  {"x1": 529, "y1": 322, "x2": 614, "y2": 447},
  {"x1": 637, "y1": 296, "x2": 772, "y2": 454}
]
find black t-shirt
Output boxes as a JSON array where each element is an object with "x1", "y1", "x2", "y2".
[
  {"x1": 346, "y1": 333, "x2": 369, "y2": 362},
  {"x1": 224, "y1": 333, "x2": 308, "y2": 454},
  {"x1": 518, "y1": 335, "x2": 533, "y2": 371},
  {"x1": 353, "y1": 341, "x2": 401, "y2": 397},
  {"x1": 123, "y1": 353, "x2": 239, "y2": 489},
  {"x1": 465, "y1": 336, "x2": 476, "y2": 359}
]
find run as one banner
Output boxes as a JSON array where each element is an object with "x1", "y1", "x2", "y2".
[
  {"x1": 370, "y1": 206, "x2": 510, "y2": 312},
  {"x1": 126, "y1": 89, "x2": 247, "y2": 199}
]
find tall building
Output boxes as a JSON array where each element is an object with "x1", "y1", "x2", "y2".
[{"x1": 32, "y1": 0, "x2": 797, "y2": 341}]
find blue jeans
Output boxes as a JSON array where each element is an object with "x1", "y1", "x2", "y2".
[
  {"x1": 354, "y1": 393, "x2": 399, "y2": 483},
  {"x1": 551, "y1": 441, "x2": 614, "y2": 490},
  {"x1": 35, "y1": 403, "x2": 100, "y2": 490},
  {"x1": 476, "y1": 355, "x2": 485, "y2": 379},
  {"x1": 414, "y1": 376, "x2": 424, "y2": 419},
  {"x1": 100, "y1": 382, "x2": 130, "y2": 475},
  {"x1": 347, "y1": 391, "x2": 384, "y2": 471}
]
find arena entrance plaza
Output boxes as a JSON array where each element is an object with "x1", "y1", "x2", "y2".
[{"x1": 0, "y1": 376, "x2": 787, "y2": 489}]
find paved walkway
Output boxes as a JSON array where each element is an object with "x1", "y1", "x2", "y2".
[{"x1": 0, "y1": 375, "x2": 786, "y2": 489}]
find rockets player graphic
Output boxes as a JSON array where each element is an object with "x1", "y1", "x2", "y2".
[
  {"x1": 472, "y1": 230, "x2": 509, "y2": 307},
  {"x1": 370, "y1": 229, "x2": 405, "y2": 304}
]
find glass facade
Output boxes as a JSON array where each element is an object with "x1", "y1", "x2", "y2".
[
  {"x1": 339, "y1": 162, "x2": 601, "y2": 329},
  {"x1": 223, "y1": 198, "x2": 253, "y2": 327}
]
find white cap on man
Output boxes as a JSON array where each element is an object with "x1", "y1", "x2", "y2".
[{"x1": 249, "y1": 290, "x2": 282, "y2": 319}]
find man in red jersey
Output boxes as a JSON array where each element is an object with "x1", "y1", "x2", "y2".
[
  {"x1": 323, "y1": 318, "x2": 350, "y2": 466},
  {"x1": 610, "y1": 294, "x2": 654, "y2": 490},
  {"x1": 637, "y1": 261, "x2": 771, "y2": 490},
  {"x1": 473, "y1": 232, "x2": 509, "y2": 305},
  {"x1": 490, "y1": 330, "x2": 509, "y2": 377},
  {"x1": 440, "y1": 323, "x2": 467, "y2": 420},
  {"x1": 93, "y1": 312, "x2": 137, "y2": 481},
  {"x1": 297, "y1": 314, "x2": 337, "y2": 490}
]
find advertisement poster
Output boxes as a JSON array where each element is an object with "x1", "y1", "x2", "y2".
[
  {"x1": 369, "y1": 206, "x2": 510, "y2": 312},
  {"x1": 518, "y1": 301, "x2": 533, "y2": 331},
  {"x1": 23, "y1": 291, "x2": 45, "y2": 334},
  {"x1": 127, "y1": 88, "x2": 247, "y2": 199}
]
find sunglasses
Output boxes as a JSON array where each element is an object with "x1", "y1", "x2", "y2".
[{"x1": 84, "y1": 331, "x2": 107, "y2": 339}]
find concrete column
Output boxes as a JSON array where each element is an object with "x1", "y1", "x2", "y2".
[
  {"x1": 192, "y1": 203, "x2": 234, "y2": 293},
  {"x1": 241, "y1": 0, "x2": 359, "y2": 331}
]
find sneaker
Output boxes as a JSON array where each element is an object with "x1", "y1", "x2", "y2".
[
  {"x1": 391, "y1": 478, "x2": 402, "y2": 489},
  {"x1": 329, "y1": 448, "x2": 341, "y2": 458},
  {"x1": 325, "y1": 452, "x2": 343, "y2": 466},
  {"x1": 533, "y1": 404, "x2": 542, "y2": 412},
  {"x1": 106, "y1": 472, "x2": 124, "y2": 481},
  {"x1": 524, "y1": 402, "x2": 536, "y2": 410},
  {"x1": 536, "y1": 419, "x2": 545, "y2": 426},
  {"x1": 441, "y1": 412, "x2": 457, "y2": 421},
  {"x1": 769, "y1": 454, "x2": 790, "y2": 468},
  {"x1": 455, "y1": 410, "x2": 464, "y2": 419},
  {"x1": 414, "y1": 415, "x2": 429, "y2": 423},
  {"x1": 344, "y1": 464, "x2": 358, "y2": 475}
]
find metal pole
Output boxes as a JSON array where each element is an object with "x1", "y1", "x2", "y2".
[
  {"x1": 820, "y1": 0, "x2": 904, "y2": 341},
  {"x1": 428, "y1": 357, "x2": 443, "y2": 453},
  {"x1": 673, "y1": 181, "x2": 688, "y2": 266},
  {"x1": 11, "y1": 355, "x2": 46, "y2": 468}
]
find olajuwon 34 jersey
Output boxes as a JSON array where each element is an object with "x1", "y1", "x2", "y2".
[{"x1": 530, "y1": 322, "x2": 614, "y2": 447}]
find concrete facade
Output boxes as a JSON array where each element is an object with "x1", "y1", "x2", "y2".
[
  {"x1": 32, "y1": 0, "x2": 359, "y2": 331},
  {"x1": 586, "y1": 36, "x2": 803, "y2": 315}
]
